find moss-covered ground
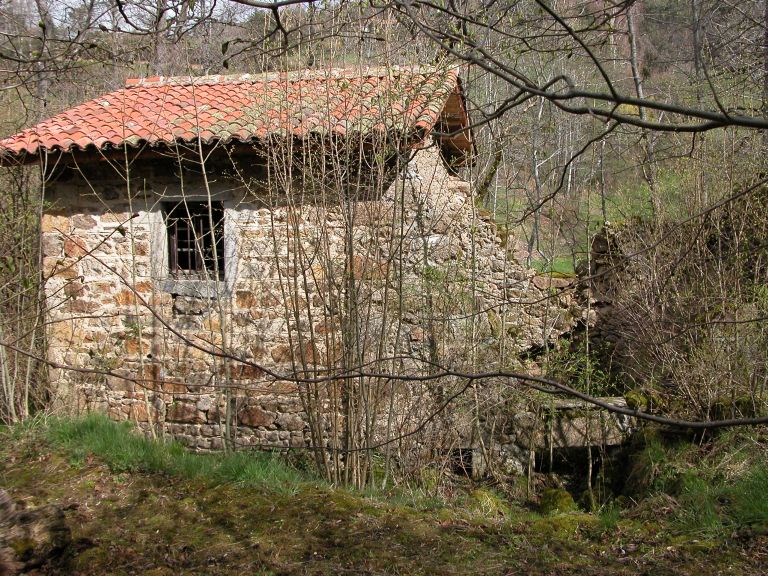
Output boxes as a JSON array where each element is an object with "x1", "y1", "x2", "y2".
[{"x1": 1, "y1": 416, "x2": 766, "y2": 575}]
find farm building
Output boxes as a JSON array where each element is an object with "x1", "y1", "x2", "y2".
[{"x1": 0, "y1": 67, "x2": 579, "y2": 470}]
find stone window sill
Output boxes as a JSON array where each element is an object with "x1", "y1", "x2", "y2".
[{"x1": 157, "y1": 277, "x2": 229, "y2": 298}]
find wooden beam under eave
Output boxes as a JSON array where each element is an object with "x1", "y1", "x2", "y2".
[{"x1": 435, "y1": 87, "x2": 475, "y2": 165}]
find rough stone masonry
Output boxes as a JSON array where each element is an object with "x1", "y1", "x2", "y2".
[{"x1": 40, "y1": 140, "x2": 580, "y2": 451}]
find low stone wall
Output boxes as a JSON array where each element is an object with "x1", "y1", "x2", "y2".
[{"x1": 494, "y1": 397, "x2": 634, "y2": 474}]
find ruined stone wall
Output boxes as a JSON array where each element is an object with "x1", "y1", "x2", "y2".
[{"x1": 41, "y1": 142, "x2": 578, "y2": 451}]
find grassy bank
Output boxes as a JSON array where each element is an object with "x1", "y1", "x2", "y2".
[
  {"x1": 2, "y1": 415, "x2": 767, "y2": 575},
  {"x1": 624, "y1": 430, "x2": 768, "y2": 539},
  {"x1": 44, "y1": 414, "x2": 310, "y2": 494}
]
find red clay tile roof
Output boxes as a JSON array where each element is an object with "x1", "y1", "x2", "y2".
[{"x1": 0, "y1": 66, "x2": 466, "y2": 162}]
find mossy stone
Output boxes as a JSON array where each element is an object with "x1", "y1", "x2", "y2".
[
  {"x1": 10, "y1": 537, "x2": 35, "y2": 560},
  {"x1": 711, "y1": 396, "x2": 756, "y2": 420},
  {"x1": 540, "y1": 488, "x2": 578, "y2": 515},
  {"x1": 624, "y1": 388, "x2": 649, "y2": 411},
  {"x1": 468, "y1": 488, "x2": 510, "y2": 517}
]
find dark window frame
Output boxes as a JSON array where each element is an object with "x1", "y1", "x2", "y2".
[{"x1": 163, "y1": 200, "x2": 225, "y2": 281}]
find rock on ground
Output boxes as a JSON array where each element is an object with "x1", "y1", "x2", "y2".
[{"x1": 0, "y1": 489, "x2": 71, "y2": 575}]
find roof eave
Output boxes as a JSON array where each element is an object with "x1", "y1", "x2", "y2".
[{"x1": 0, "y1": 150, "x2": 40, "y2": 167}]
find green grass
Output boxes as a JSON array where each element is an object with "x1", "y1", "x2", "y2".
[
  {"x1": 596, "y1": 501, "x2": 621, "y2": 534},
  {"x1": 726, "y1": 465, "x2": 768, "y2": 531},
  {"x1": 530, "y1": 256, "x2": 577, "y2": 275},
  {"x1": 671, "y1": 469, "x2": 766, "y2": 537},
  {"x1": 674, "y1": 473, "x2": 723, "y2": 536},
  {"x1": 46, "y1": 413, "x2": 311, "y2": 494},
  {"x1": 626, "y1": 430, "x2": 768, "y2": 537}
]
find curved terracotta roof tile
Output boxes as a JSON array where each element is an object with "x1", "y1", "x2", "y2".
[{"x1": 0, "y1": 66, "x2": 462, "y2": 161}]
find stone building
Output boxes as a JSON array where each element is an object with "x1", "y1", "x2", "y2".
[{"x1": 0, "y1": 67, "x2": 577, "y2": 461}]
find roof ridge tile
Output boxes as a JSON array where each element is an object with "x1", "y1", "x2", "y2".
[{"x1": 124, "y1": 65, "x2": 452, "y2": 88}]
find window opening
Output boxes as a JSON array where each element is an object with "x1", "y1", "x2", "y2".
[{"x1": 163, "y1": 201, "x2": 225, "y2": 280}]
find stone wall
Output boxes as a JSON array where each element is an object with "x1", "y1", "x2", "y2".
[{"x1": 41, "y1": 141, "x2": 579, "y2": 452}]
